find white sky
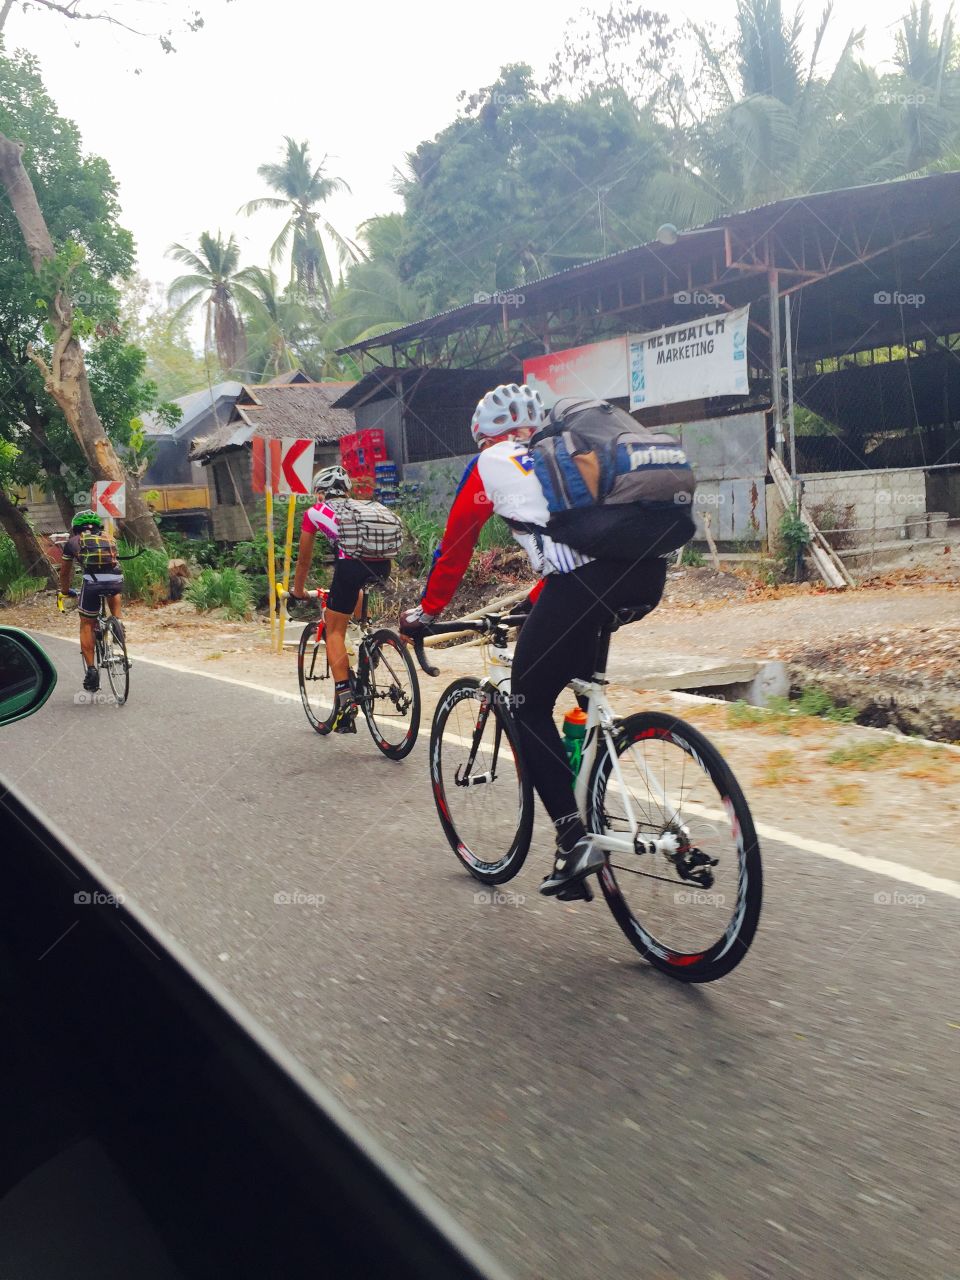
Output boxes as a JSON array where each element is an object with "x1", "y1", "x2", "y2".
[{"x1": 4, "y1": 0, "x2": 923, "y2": 297}]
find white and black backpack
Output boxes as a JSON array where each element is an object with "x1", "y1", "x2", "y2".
[
  {"x1": 330, "y1": 497, "x2": 404, "y2": 560},
  {"x1": 524, "y1": 398, "x2": 697, "y2": 560}
]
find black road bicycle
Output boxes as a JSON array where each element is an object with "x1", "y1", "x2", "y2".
[
  {"x1": 288, "y1": 587, "x2": 420, "y2": 760},
  {"x1": 412, "y1": 609, "x2": 762, "y2": 983},
  {"x1": 58, "y1": 591, "x2": 130, "y2": 706}
]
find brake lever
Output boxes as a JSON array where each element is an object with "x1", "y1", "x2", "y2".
[{"x1": 413, "y1": 637, "x2": 439, "y2": 678}]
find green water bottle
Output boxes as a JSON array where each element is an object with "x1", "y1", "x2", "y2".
[{"x1": 562, "y1": 707, "x2": 588, "y2": 780}]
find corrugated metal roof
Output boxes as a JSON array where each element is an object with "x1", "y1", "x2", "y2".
[
  {"x1": 336, "y1": 172, "x2": 960, "y2": 357},
  {"x1": 142, "y1": 381, "x2": 243, "y2": 437}
]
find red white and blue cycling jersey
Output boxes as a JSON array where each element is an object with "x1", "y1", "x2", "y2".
[
  {"x1": 301, "y1": 500, "x2": 346, "y2": 557},
  {"x1": 420, "y1": 439, "x2": 591, "y2": 617}
]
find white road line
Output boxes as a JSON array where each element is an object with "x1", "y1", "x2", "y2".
[
  {"x1": 32, "y1": 630, "x2": 301, "y2": 701},
  {"x1": 34, "y1": 632, "x2": 960, "y2": 899},
  {"x1": 442, "y1": 730, "x2": 960, "y2": 900}
]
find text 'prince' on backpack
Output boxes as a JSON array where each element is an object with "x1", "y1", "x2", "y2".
[
  {"x1": 527, "y1": 397, "x2": 697, "y2": 561},
  {"x1": 330, "y1": 497, "x2": 404, "y2": 560}
]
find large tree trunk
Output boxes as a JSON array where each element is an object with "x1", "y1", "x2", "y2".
[
  {"x1": 0, "y1": 131, "x2": 164, "y2": 550},
  {"x1": 21, "y1": 410, "x2": 76, "y2": 528},
  {"x1": 0, "y1": 488, "x2": 57, "y2": 589}
]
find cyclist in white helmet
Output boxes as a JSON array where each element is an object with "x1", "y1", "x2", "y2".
[
  {"x1": 289, "y1": 465, "x2": 393, "y2": 733},
  {"x1": 401, "y1": 383, "x2": 666, "y2": 900}
]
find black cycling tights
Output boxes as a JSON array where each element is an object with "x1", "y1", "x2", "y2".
[{"x1": 511, "y1": 558, "x2": 667, "y2": 826}]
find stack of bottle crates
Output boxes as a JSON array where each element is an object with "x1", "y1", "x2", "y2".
[
  {"x1": 374, "y1": 461, "x2": 400, "y2": 506},
  {"x1": 339, "y1": 429, "x2": 387, "y2": 500}
]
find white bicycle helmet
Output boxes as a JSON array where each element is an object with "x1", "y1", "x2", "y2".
[
  {"x1": 313, "y1": 464, "x2": 352, "y2": 496},
  {"x1": 470, "y1": 383, "x2": 545, "y2": 445}
]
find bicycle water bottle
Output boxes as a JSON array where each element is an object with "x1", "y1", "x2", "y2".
[{"x1": 562, "y1": 707, "x2": 588, "y2": 779}]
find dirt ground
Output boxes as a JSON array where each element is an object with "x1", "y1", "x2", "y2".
[{"x1": 10, "y1": 568, "x2": 960, "y2": 881}]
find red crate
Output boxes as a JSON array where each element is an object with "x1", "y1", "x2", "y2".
[{"x1": 357, "y1": 429, "x2": 387, "y2": 463}]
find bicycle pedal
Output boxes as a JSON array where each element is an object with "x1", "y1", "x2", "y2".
[{"x1": 556, "y1": 879, "x2": 595, "y2": 903}]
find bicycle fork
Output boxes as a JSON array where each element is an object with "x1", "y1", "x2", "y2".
[{"x1": 454, "y1": 684, "x2": 502, "y2": 788}]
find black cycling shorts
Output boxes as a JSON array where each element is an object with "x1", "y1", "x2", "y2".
[
  {"x1": 78, "y1": 574, "x2": 123, "y2": 618},
  {"x1": 326, "y1": 558, "x2": 391, "y2": 614}
]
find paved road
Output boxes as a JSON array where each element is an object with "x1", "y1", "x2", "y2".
[{"x1": 3, "y1": 635, "x2": 958, "y2": 1280}]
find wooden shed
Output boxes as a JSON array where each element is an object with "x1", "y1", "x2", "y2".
[{"x1": 191, "y1": 381, "x2": 356, "y2": 541}]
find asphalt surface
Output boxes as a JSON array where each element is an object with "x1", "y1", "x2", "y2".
[{"x1": 2, "y1": 634, "x2": 958, "y2": 1280}]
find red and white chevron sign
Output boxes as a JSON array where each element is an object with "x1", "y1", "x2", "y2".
[
  {"x1": 278, "y1": 438, "x2": 315, "y2": 495},
  {"x1": 93, "y1": 480, "x2": 125, "y2": 519}
]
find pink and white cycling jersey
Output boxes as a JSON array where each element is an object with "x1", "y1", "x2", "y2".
[{"x1": 301, "y1": 500, "x2": 346, "y2": 558}]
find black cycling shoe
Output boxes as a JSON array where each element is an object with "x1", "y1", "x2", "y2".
[
  {"x1": 539, "y1": 837, "x2": 605, "y2": 898},
  {"x1": 556, "y1": 878, "x2": 595, "y2": 903},
  {"x1": 82, "y1": 664, "x2": 99, "y2": 692},
  {"x1": 331, "y1": 701, "x2": 358, "y2": 734}
]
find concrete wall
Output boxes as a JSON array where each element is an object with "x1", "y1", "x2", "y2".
[
  {"x1": 661, "y1": 411, "x2": 768, "y2": 542},
  {"x1": 798, "y1": 467, "x2": 928, "y2": 545},
  {"x1": 401, "y1": 455, "x2": 472, "y2": 513},
  {"x1": 354, "y1": 398, "x2": 403, "y2": 465}
]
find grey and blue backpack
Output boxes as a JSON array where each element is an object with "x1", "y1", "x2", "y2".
[{"x1": 524, "y1": 397, "x2": 697, "y2": 561}]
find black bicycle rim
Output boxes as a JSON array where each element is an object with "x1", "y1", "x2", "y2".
[
  {"x1": 589, "y1": 711, "x2": 762, "y2": 983},
  {"x1": 359, "y1": 630, "x2": 420, "y2": 760},
  {"x1": 297, "y1": 621, "x2": 334, "y2": 734},
  {"x1": 429, "y1": 677, "x2": 533, "y2": 885},
  {"x1": 103, "y1": 619, "x2": 129, "y2": 705}
]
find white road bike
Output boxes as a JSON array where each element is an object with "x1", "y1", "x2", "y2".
[{"x1": 413, "y1": 608, "x2": 762, "y2": 983}]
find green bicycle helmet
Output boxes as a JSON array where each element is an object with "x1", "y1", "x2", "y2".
[{"x1": 71, "y1": 509, "x2": 103, "y2": 531}]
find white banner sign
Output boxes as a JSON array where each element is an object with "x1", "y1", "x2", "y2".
[
  {"x1": 523, "y1": 336, "x2": 627, "y2": 408},
  {"x1": 629, "y1": 306, "x2": 750, "y2": 410}
]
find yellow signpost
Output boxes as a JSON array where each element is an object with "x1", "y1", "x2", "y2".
[
  {"x1": 265, "y1": 488, "x2": 277, "y2": 653},
  {"x1": 277, "y1": 494, "x2": 297, "y2": 653}
]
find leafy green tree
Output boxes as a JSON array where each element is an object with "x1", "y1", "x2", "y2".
[
  {"x1": 323, "y1": 214, "x2": 427, "y2": 350},
  {"x1": 239, "y1": 138, "x2": 355, "y2": 309},
  {"x1": 0, "y1": 45, "x2": 166, "y2": 549},
  {"x1": 396, "y1": 66, "x2": 665, "y2": 312},
  {"x1": 120, "y1": 276, "x2": 208, "y2": 400}
]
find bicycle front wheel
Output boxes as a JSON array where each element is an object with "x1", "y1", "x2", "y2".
[
  {"x1": 357, "y1": 630, "x2": 420, "y2": 760},
  {"x1": 588, "y1": 711, "x2": 761, "y2": 983},
  {"x1": 297, "y1": 620, "x2": 335, "y2": 733},
  {"x1": 429, "y1": 677, "x2": 533, "y2": 884},
  {"x1": 102, "y1": 618, "x2": 129, "y2": 705}
]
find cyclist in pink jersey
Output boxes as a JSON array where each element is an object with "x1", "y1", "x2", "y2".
[{"x1": 289, "y1": 466, "x2": 392, "y2": 733}]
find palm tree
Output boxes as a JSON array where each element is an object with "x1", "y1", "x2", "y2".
[
  {"x1": 648, "y1": 0, "x2": 863, "y2": 225},
  {"x1": 166, "y1": 231, "x2": 253, "y2": 375},
  {"x1": 239, "y1": 138, "x2": 357, "y2": 310},
  {"x1": 237, "y1": 266, "x2": 324, "y2": 382},
  {"x1": 322, "y1": 214, "x2": 427, "y2": 350}
]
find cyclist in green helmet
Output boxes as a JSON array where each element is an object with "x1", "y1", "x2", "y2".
[{"x1": 58, "y1": 510, "x2": 124, "y2": 692}]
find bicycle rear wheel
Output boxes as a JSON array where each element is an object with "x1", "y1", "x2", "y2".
[
  {"x1": 357, "y1": 629, "x2": 420, "y2": 760},
  {"x1": 102, "y1": 618, "x2": 129, "y2": 705},
  {"x1": 297, "y1": 619, "x2": 335, "y2": 733},
  {"x1": 588, "y1": 711, "x2": 761, "y2": 983},
  {"x1": 429, "y1": 677, "x2": 533, "y2": 884}
]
